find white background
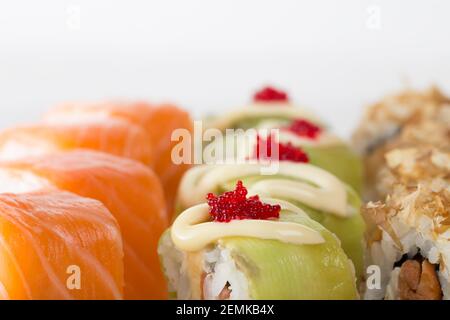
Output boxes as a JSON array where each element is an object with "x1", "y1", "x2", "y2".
[{"x1": 1, "y1": 0, "x2": 449, "y2": 137}]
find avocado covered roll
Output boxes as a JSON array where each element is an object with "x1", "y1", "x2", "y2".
[
  {"x1": 159, "y1": 181, "x2": 358, "y2": 299},
  {"x1": 204, "y1": 86, "x2": 362, "y2": 192},
  {"x1": 205, "y1": 86, "x2": 322, "y2": 131},
  {"x1": 175, "y1": 162, "x2": 365, "y2": 279}
]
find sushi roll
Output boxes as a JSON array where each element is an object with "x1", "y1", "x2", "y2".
[
  {"x1": 44, "y1": 101, "x2": 194, "y2": 216},
  {"x1": 206, "y1": 128, "x2": 362, "y2": 193},
  {"x1": 375, "y1": 146, "x2": 450, "y2": 199},
  {"x1": 370, "y1": 115, "x2": 450, "y2": 200},
  {"x1": 352, "y1": 87, "x2": 448, "y2": 156},
  {"x1": 0, "y1": 150, "x2": 168, "y2": 299},
  {"x1": 203, "y1": 86, "x2": 362, "y2": 193},
  {"x1": 353, "y1": 88, "x2": 450, "y2": 300},
  {"x1": 0, "y1": 119, "x2": 153, "y2": 165},
  {"x1": 352, "y1": 87, "x2": 450, "y2": 200},
  {"x1": 158, "y1": 181, "x2": 359, "y2": 300},
  {"x1": 204, "y1": 86, "x2": 323, "y2": 131},
  {"x1": 0, "y1": 191, "x2": 124, "y2": 299},
  {"x1": 363, "y1": 177, "x2": 450, "y2": 300},
  {"x1": 175, "y1": 161, "x2": 365, "y2": 279}
]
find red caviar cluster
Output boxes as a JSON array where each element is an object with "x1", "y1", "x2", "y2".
[
  {"x1": 253, "y1": 86, "x2": 289, "y2": 102},
  {"x1": 284, "y1": 119, "x2": 321, "y2": 139},
  {"x1": 207, "y1": 181, "x2": 281, "y2": 222},
  {"x1": 253, "y1": 135, "x2": 309, "y2": 163}
]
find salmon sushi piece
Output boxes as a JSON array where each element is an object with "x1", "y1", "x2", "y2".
[
  {"x1": 0, "y1": 151, "x2": 168, "y2": 299},
  {"x1": 44, "y1": 102, "x2": 194, "y2": 216},
  {"x1": 0, "y1": 119, "x2": 153, "y2": 165},
  {"x1": 0, "y1": 191, "x2": 124, "y2": 300}
]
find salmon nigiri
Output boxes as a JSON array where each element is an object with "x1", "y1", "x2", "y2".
[
  {"x1": 44, "y1": 102, "x2": 194, "y2": 216},
  {"x1": 0, "y1": 191, "x2": 124, "y2": 300},
  {"x1": 0, "y1": 151, "x2": 168, "y2": 299},
  {"x1": 0, "y1": 119, "x2": 153, "y2": 165}
]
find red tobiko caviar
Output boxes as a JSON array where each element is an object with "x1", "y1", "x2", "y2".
[
  {"x1": 206, "y1": 181, "x2": 281, "y2": 222},
  {"x1": 253, "y1": 86, "x2": 289, "y2": 103},
  {"x1": 253, "y1": 135, "x2": 309, "y2": 163},
  {"x1": 284, "y1": 119, "x2": 322, "y2": 139}
]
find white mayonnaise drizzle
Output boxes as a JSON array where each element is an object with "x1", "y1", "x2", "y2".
[
  {"x1": 178, "y1": 162, "x2": 350, "y2": 218},
  {"x1": 204, "y1": 105, "x2": 324, "y2": 131},
  {"x1": 171, "y1": 200, "x2": 325, "y2": 252}
]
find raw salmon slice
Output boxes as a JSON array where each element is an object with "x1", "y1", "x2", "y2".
[
  {"x1": 44, "y1": 101, "x2": 193, "y2": 216},
  {"x1": 0, "y1": 119, "x2": 153, "y2": 166},
  {"x1": 0, "y1": 191, "x2": 124, "y2": 300},
  {"x1": 0, "y1": 151, "x2": 168, "y2": 299}
]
